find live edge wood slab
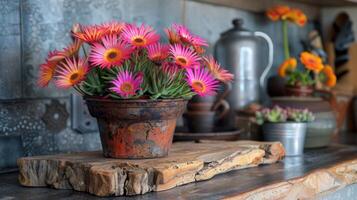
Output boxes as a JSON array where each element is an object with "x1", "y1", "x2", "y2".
[{"x1": 17, "y1": 141, "x2": 284, "y2": 197}]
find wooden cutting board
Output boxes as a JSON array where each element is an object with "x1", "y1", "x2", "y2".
[{"x1": 17, "y1": 140, "x2": 285, "y2": 197}]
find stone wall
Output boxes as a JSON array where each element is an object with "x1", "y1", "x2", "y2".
[{"x1": 0, "y1": 0, "x2": 314, "y2": 170}]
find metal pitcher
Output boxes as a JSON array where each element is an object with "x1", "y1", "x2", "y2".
[{"x1": 215, "y1": 18, "x2": 273, "y2": 111}]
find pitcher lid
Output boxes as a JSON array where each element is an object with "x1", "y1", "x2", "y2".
[{"x1": 221, "y1": 18, "x2": 251, "y2": 37}]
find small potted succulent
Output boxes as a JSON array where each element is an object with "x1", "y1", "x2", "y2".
[
  {"x1": 38, "y1": 22, "x2": 233, "y2": 159},
  {"x1": 256, "y1": 106, "x2": 315, "y2": 156}
]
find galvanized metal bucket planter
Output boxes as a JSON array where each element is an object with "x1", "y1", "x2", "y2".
[
  {"x1": 85, "y1": 97, "x2": 187, "y2": 159},
  {"x1": 272, "y1": 96, "x2": 337, "y2": 148},
  {"x1": 262, "y1": 122, "x2": 307, "y2": 156}
]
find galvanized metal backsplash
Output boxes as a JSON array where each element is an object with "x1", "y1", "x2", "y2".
[{"x1": 0, "y1": 0, "x2": 312, "y2": 169}]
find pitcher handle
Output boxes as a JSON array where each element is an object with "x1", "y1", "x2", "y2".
[{"x1": 254, "y1": 31, "x2": 274, "y2": 99}]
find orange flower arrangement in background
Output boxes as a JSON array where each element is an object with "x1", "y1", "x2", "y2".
[
  {"x1": 277, "y1": 52, "x2": 336, "y2": 88},
  {"x1": 278, "y1": 58, "x2": 297, "y2": 77},
  {"x1": 266, "y1": 5, "x2": 307, "y2": 26},
  {"x1": 267, "y1": 5, "x2": 336, "y2": 88},
  {"x1": 285, "y1": 9, "x2": 307, "y2": 27},
  {"x1": 300, "y1": 51, "x2": 324, "y2": 73},
  {"x1": 266, "y1": 5, "x2": 290, "y2": 21}
]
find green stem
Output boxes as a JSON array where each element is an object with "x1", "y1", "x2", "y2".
[
  {"x1": 73, "y1": 85, "x2": 85, "y2": 95},
  {"x1": 81, "y1": 45, "x2": 87, "y2": 57},
  {"x1": 282, "y1": 20, "x2": 290, "y2": 59}
]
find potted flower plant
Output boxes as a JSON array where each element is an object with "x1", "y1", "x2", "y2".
[
  {"x1": 278, "y1": 52, "x2": 337, "y2": 96},
  {"x1": 256, "y1": 106, "x2": 315, "y2": 156},
  {"x1": 38, "y1": 22, "x2": 233, "y2": 159},
  {"x1": 266, "y1": 5, "x2": 337, "y2": 96}
]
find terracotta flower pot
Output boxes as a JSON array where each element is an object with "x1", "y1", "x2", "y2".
[
  {"x1": 85, "y1": 97, "x2": 187, "y2": 159},
  {"x1": 285, "y1": 85, "x2": 313, "y2": 97}
]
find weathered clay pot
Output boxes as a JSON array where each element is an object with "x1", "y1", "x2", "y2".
[
  {"x1": 86, "y1": 97, "x2": 187, "y2": 159},
  {"x1": 285, "y1": 85, "x2": 314, "y2": 97}
]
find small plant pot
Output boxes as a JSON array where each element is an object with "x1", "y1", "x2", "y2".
[
  {"x1": 262, "y1": 122, "x2": 307, "y2": 156},
  {"x1": 285, "y1": 85, "x2": 313, "y2": 97},
  {"x1": 86, "y1": 97, "x2": 187, "y2": 159}
]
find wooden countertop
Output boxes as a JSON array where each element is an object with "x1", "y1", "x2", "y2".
[{"x1": 2, "y1": 141, "x2": 357, "y2": 199}]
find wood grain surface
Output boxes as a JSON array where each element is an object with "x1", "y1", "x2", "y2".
[{"x1": 17, "y1": 141, "x2": 285, "y2": 197}]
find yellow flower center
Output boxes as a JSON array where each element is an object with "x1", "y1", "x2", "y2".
[
  {"x1": 132, "y1": 36, "x2": 146, "y2": 46},
  {"x1": 104, "y1": 48, "x2": 122, "y2": 63},
  {"x1": 120, "y1": 82, "x2": 134, "y2": 93},
  {"x1": 192, "y1": 81, "x2": 206, "y2": 93},
  {"x1": 176, "y1": 56, "x2": 188, "y2": 66}
]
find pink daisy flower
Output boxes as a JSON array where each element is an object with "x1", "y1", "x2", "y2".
[
  {"x1": 99, "y1": 21, "x2": 126, "y2": 36},
  {"x1": 185, "y1": 67, "x2": 219, "y2": 96},
  {"x1": 38, "y1": 50, "x2": 67, "y2": 87},
  {"x1": 170, "y1": 44, "x2": 201, "y2": 68},
  {"x1": 121, "y1": 24, "x2": 160, "y2": 48},
  {"x1": 204, "y1": 56, "x2": 234, "y2": 83},
  {"x1": 111, "y1": 70, "x2": 143, "y2": 98},
  {"x1": 146, "y1": 43, "x2": 170, "y2": 62},
  {"x1": 55, "y1": 57, "x2": 89, "y2": 89},
  {"x1": 190, "y1": 35, "x2": 208, "y2": 47},
  {"x1": 164, "y1": 28, "x2": 181, "y2": 44},
  {"x1": 37, "y1": 60, "x2": 57, "y2": 87},
  {"x1": 55, "y1": 39, "x2": 83, "y2": 60},
  {"x1": 173, "y1": 24, "x2": 193, "y2": 43},
  {"x1": 89, "y1": 35, "x2": 133, "y2": 69},
  {"x1": 172, "y1": 24, "x2": 208, "y2": 47},
  {"x1": 72, "y1": 25, "x2": 105, "y2": 44}
]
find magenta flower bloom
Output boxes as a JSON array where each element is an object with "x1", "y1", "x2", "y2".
[
  {"x1": 172, "y1": 24, "x2": 208, "y2": 47},
  {"x1": 146, "y1": 43, "x2": 170, "y2": 62},
  {"x1": 89, "y1": 35, "x2": 133, "y2": 69},
  {"x1": 121, "y1": 24, "x2": 160, "y2": 48},
  {"x1": 173, "y1": 24, "x2": 193, "y2": 43},
  {"x1": 55, "y1": 57, "x2": 88, "y2": 89},
  {"x1": 111, "y1": 70, "x2": 143, "y2": 98},
  {"x1": 98, "y1": 21, "x2": 126, "y2": 35},
  {"x1": 204, "y1": 56, "x2": 234, "y2": 83},
  {"x1": 185, "y1": 67, "x2": 219, "y2": 96},
  {"x1": 190, "y1": 35, "x2": 208, "y2": 47},
  {"x1": 170, "y1": 44, "x2": 201, "y2": 69}
]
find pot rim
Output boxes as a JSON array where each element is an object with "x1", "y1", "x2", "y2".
[
  {"x1": 84, "y1": 96, "x2": 188, "y2": 103},
  {"x1": 285, "y1": 85, "x2": 314, "y2": 90},
  {"x1": 263, "y1": 122, "x2": 307, "y2": 125}
]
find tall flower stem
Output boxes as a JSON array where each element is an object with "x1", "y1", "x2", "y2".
[{"x1": 282, "y1": 20, "x2": 290, "y2": 59}]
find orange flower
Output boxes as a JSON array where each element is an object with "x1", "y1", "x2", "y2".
[
  {"x1": 99, "y1": 21, "x2": 126, "y2": 36},
  {"x1": 321, "y1": 65, "x2": 337, "y2": 87},
  {"x1": 193, "y1": 45, "x2": 205, "y2": 55},
  {"x1": 203, "y1": 56, "x2": 234, "y2": 83},
  {"x1": 164, "y1": 28, "x2": 181, "y2": 44},
  {"x1": 275, "y1": 5, "x2": 291, "y2": 16},
  {"x1": 285, "y1": 8, "x2": 307, "y2": 26},
  {"x1": 266, "y1": 5, "x2": 290, "y2": 21},
  {"x1": 37, "y1": 60, "x2": 57, "y2": 87},
  {"x1": 300, "y1": 52, "x2": 324, "y2": 73},
  {"x1": 266, "y1": 5, "x2": 307, "y2": 26},
  {"x1": 72, "y1": 25, "x2": 105, "y2": 43},
  {"x1": 278, "y1": 58, "x2": 297, "y2": 77}
]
